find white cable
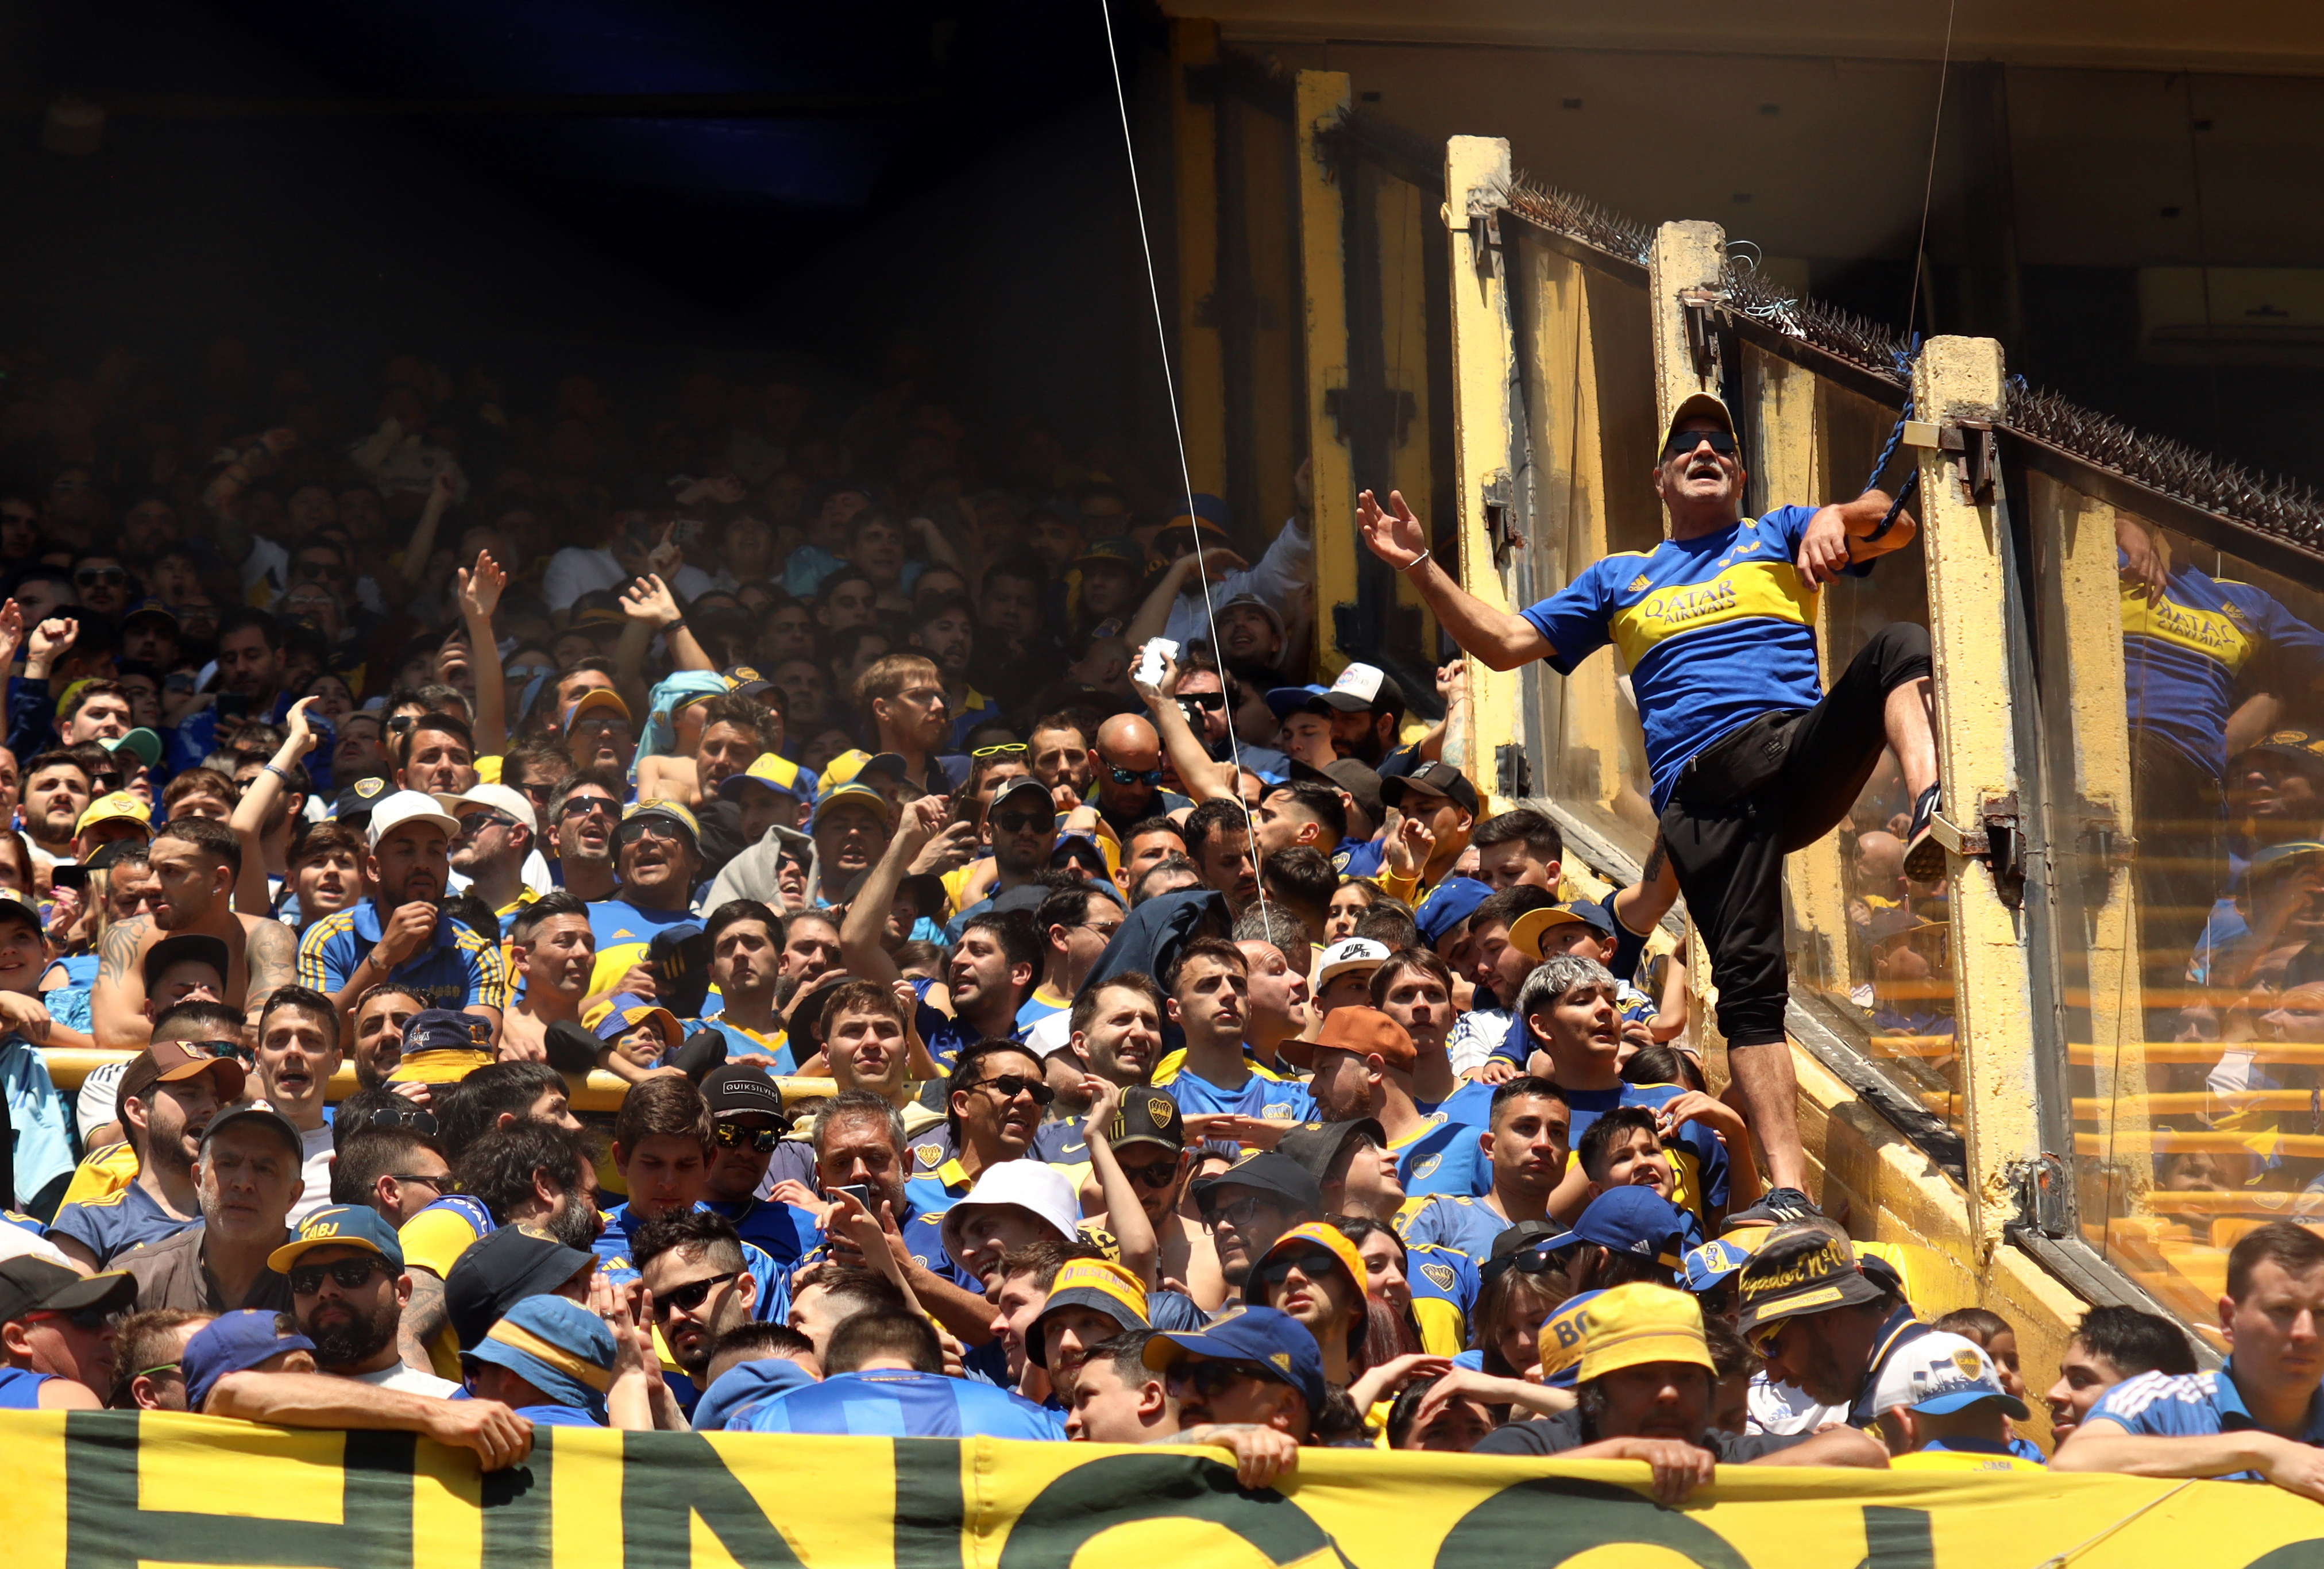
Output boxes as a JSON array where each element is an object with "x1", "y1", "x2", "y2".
[{"x1": 1096, "y1": 0, "x2": 1272, "y2": 928}]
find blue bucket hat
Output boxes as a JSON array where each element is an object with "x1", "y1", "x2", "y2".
[{"x1": 465, "y1": 1295, "x2": 617, "y2": 1420}]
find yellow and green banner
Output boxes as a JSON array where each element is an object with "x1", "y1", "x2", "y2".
[{"x1": 10, "y1": 1412, "x2": 2324, "y2": 1567}]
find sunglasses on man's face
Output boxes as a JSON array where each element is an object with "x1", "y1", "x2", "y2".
[
  {"x1": 713, "y1": 1120, "x2": 785, "y2": 1154},
  {"x1": 197, "y1": 1038, "x2": 256, "y2": 1066},
  {"x1": 616, "y1": 819, "x2": 686, "y2": 848},
  {"x1": 1178, "y1": 692, "x2": 1226, "y2": 713},
  {"x1": 1254, "y1": 1247, "x2": 1341, "y2": 1289},
  {"x1": 1663, "y1": 427, "x2": 1739, "y2": 460},
  {"x1": 75, "y1": 568, "x2": 126, "y2": 587},
  {"x1": 992, "y1": 809, "x2": 1055, "y2": 835},
  {"x1": 288, "y1": 1256, "x2": 391, "y2": 1296},
  {"x1": 29, "y1": 1305, "x2": 115, "y2": 1333},
  {"x1": 1165, "y1": 1359, "x2": 1265, "y2": 1400},
  {"x1": 559, "y1": 796, "x2": 618, "y2": 820},
  {"x1": 654, "y1": 1271, "x2": 741, "y2": 1317},
  {"x1": 456, "y1": 812, "x2": 514, "y2": 836},
  {"x1": 1103, "y1": 762, "x2": 1163, "y2": 788},
  {"x1": 972, "y1": 1073, "x2": 1056, "y2": 1107},
  {"x1": 1121, "y1": 1156, "x2": 1182, "y2": 1189}
]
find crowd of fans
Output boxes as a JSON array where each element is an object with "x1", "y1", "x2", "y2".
[{"x1": 0, "y1": 337, "x2": 2301, "y2": 1502}]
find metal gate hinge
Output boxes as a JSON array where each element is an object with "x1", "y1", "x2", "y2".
[{"x1": 1932, "y1": 794, "x2": 2027, "y2": 909}]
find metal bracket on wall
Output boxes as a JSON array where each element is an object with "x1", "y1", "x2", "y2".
[
  {"x1": 1929, "y1": 793, "x2": 2027, "y2": 909},
  {"x1": 1680, "y1": 289, "x2": 1724, "y2": 385},
  {"x1": 1940, "y1": 419, "x2": 1999, "y2": 506},
  {"x1": 2008, "y1": 1152, "x2": 2073, "y2": 1238},
  {"x1": 1481, "y1": 469, "x2": 1522, "y2": 569}
]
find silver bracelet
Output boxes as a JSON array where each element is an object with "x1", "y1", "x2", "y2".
[{"x1": 1401, "y1": 549, "x2": 1432, "y2": 573}]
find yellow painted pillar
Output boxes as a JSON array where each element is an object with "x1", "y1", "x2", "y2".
[
  {"x1": 1295, "y1": 69, "x2": 1354, "y2": 680},
  {"x1": 1168, "y1": 21, "x2": 1226, "y2": 498},
  {"x1": 1913, "y1": 336, "x2": 2042, "y2": 1255},
  {"x1": 1647, "y1": 220, "x2": 1725, "y2": 533},
  {"x1": 1441, "y1": 136, "x2": 1516, "y2": 806}
]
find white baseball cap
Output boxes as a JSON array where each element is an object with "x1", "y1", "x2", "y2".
[
  {"x1": 1314, "y1": 936, "x2": 1392, "y2": 988},
  {"x1": 434, "y1": 782, "x2": 539, "y2": 836},
  {"x1": 1867, "y1": 1331, "x2": 2029, "y2": 1419},
  {"x1": 938, "y1": 1159, "x2": 1082, "y2": 1263},
  {"x1": 365, "y1": 789, "x2": 461, "y2": 850}
]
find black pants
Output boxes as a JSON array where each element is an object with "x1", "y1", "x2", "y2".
[
  {"x1": 2128, "y1": 730, "x2": 2222, "y2": 1023},
  {"x1": 1658, "y1": 622, "x2": 1933, "y2": 1047}
]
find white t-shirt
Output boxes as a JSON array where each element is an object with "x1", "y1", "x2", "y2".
[
  {"x1": 350, "y1": 1362, "x2": 461, "y2": 1398},
  {"x1": 76, "y1": 1059, "x2": 129, "y2": 1139},
  {"x1": 1746, "y1": 1370, "x2": 1850, "y2": 1435},
  {"x1": 291, "y1": 1124, "x2": 335, "y2": 1224}
]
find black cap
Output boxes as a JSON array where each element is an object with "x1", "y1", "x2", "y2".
[
  {"x1": 1108, "y1": 1090, "x2": 1187, "y2": 1154},
  {"x1": 705, "y1": 1065, "x2": 790, "y2": 1127},
  {"x1": 144, "y1": 933, "x2": 230, "y2": 991},
  {"x1": 1274, "y1": 1117, "x2": 1386, "y2": 1186},
  {"x1": 989, "y1": 776, "x2": 1056, "y2": 818},
  {"x1": 445, "y1": 1223, "x2": 599, "y2": 1350},
  {"x1": 1380, "y1": 760, "x2": 1480, "y2": 819},
  {"x1": 1191, "y1": 1150, "x2": 1323, "y2": 1218},
  {"x1": 785, "y1": 974, "x2": 852, "y2": 1057},
  {"x1": 1480, "y1": 1218, "x2": 1575, "y2": 1282},
  {"x1": 0, "y1": 1258, "x2": 137, "y2": 1323},
  {"x1": 988, "y1": 883, "x2": 1050, "y2": 917},
  {"x1": 333, "y1": 774, "x2": 391, "y2": 822},
  {"x1": 85, "y1": 839, "x2": 148, "y2": 873},
  {"x1": 201, "y1": 1104, "x2": 306, "y2": 1159}
]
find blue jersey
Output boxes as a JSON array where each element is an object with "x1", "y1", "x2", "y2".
[
  {"x1": 1397, "y1": 1192, "x2": 1514, "y2": 1270},
  {"x1": 913, "y1": 982, "x2": 1029, "y2": 1073},
  {"x1": 2123, "y1": 561, "x2": 2324, "y2": 777},
  {"x1": 1153, "y1": 1059, "x2": 1317, "y2": 1123},
  {"x1": 738, "y1": 1368, "x2": 1067, "y2": 1439},
  {"x1": 48, "y1": 1179, "x2": 196, "y2": 1267},
  {"x1": 0, "y1": 1366, "x2": 59, "y2": 1408},
  {"x1": 2081, "y1": 1360, "x2": 2324, "y2": 1478},
  {"x1": 593, "y1": 1201, "x2": 789, "y2": 1323},
  {"x1": 584, "y1": 900, "x2": 701, "y2": 1003},
  {"x1": 693, "y1": 1018, "x2": 796, "y2": 1074},
  {"x1": 1522, "y1": 506, "x2": 1860, "y2": 809},
  {"x1": 701, "y1": 1197, "x2": 819, "y2": 1267},
  {"x1": 1015, "y1": 987, "x2": 1072, "y2": 1034},
  {"x1": 1333, "y1": 838, "x2": 1385, "y2": 879},
  {"x1": 1426, "y1": 1077, "x2": 1499, "y2": 1131},
  {"x1": 1, "y1": 1035, "x2": 73, "y2": 1205},
  {"x1": 1389, "y1": 1114, "x2": 1493, "y2": 1199},
  {"x1": 296, "y1": 902, "x2": 509, "y2": 1013},
  {"x1": 1561, "y1": 1083, "x2": 1730, "y2": 1228},
  {"x1": 1403, "y1": 1240, "x2": 1481, "y2": 1358}
]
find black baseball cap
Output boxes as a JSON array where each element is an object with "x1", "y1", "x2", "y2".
[
  {"x1": 1190, "y1": 1150, "x2": 1323, "y2": 1218},
  {"x1": 200, "y1": 1104, "x2": 305, "y2": 1160},
  {"x1": 785, "y1": 974, "x2": 853, "y2": 1058},
  {"x1": 445, "y1": 1223, "x2": 599, "y2": 1350},
  {"x1": 1274, "y1": 1117, "x2": 1387, "y2": 1187},
  {"x1": 0, "y1": 1258, "x2": 137, "y2": 1324},
  {"x1": 144, "y1": 933, "x2": 230, "y2": 990},
  {"x1": 1380, "y1": 760, "x2": 1480, "y2": 819},
  {"x1": 705, "y1": 1065, "x2": 791, "y2": 1128},
  {"x1": 1736, "y1": 1226, "x2": 1889, "y2": 1343},
  {"x1": 1107, "y1": 1089, "x2": 1188, "y2": 1154}
]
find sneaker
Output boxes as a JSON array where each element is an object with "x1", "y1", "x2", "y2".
[
  {"x1": 1724, "y1": 1187, "x2": 1820, "y2": 1229},
  {"x1": 1901, "y1": 782, "x2": 1946, "y2": 882}
]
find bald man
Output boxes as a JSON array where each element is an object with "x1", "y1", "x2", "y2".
[
  {"x1": 1852, "y1": 830, "x2": 1906, "y2": 904},
  {"x1": 1092, "y1": 714, "x2": 1190, "y2": 836}
]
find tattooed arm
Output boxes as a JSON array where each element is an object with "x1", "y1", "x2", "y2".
[
  {"x1": 400, "y1": 1267, "x2": 450, "y2": 1374},
  {"x1": 88, "y1": 916, "x2": 154, "y2": 1050},
  {"x1": 242, "y1": 917, "x2": 298, "y2": 1024}
]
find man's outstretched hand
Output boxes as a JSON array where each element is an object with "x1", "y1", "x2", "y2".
[{"x1": 1356, "y1": 488, "x2": 1428, "y2": 569}]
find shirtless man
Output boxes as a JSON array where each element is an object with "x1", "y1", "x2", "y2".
[
  {"x1": 91, "y1": 817, "x2": 298, "y2": 1048},
  {"x1": 497, "y1": 893, "x2": 594, "y2": 1063}
]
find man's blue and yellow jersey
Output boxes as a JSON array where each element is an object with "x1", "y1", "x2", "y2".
[
  {"x1": 2122, "y1": 560, "x2": 2324, "y2": 777},
  {"x1": 1389, "y1": 1113, "x2": 1493, "y2": 1200},
  {"x1": 1152, "y1": 1057, "x2": 1317, "y2": 1123},
  {"x1": 298, "y1": 901, "x2": 511, "y2": 1013},
  {"x1": 593, "y1": 1201, "x2": 788, "y2": 1324},
  {"x1": 1521, "y1": 505, "x2": 1859, "y2": 809},
  {"x1": 1404, "y1": 1239, "x2": 1480, "y2": 1358},
  {"x1": 693, "y1": 1017, "x2": 796, "y2": 1074},
  {"x1": 48, "y1": 1179, "x2": 195, "y2": 1266},
  {"x1": 901, "y1": 1121, "x2": 1090, "y2": 1217},
  {"x1": 911, "y1": 978, "x2": 1029, "y2": 1073},
  {"x1": 584, "y1": 900, "x2": 701, "y2": 1002},
  {"x1": 1016, "y1": 984, "x2": 1072, "y2": 1034},
  {"x1": 701, "y1": 1196, "x2": 819, "y2": 1266},
  {"x1": 1396, "y1": 1192, "x2": 1514, "y2": 1271},
  {"x1": 1562, "y1": 1083, "x2": 1730, "y2": 1229},
  {"x1": 399, "y1": 1194, "x2": 497, "y2": 1380}
]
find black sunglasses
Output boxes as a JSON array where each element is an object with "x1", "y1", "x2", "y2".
[
  {"x1": 713, "y1": 1120, "x2": 784, "y2": 1154},
  {"x1": 1122, "y1": 1157, "x2": 1181, "y2": 1188},
  {"x1": 288, "y1": 1256, "x2": 392, "y2": 1296},
  {"x1": 30, "y1": 1305, "x2": 115, "y2": 1333},
  {"x1": 1178, "y1": 692, "x2": 1225, "y2": 712},
  {"x1": 615, "y1": 819, "x2": 689, "y2": 848},
  {"x1": 1105, "y1": 763, "x2": 1163, "y2": 788},
  {"x1": 455, "y1": 811, "x2": 514, "y2": 835},
  {"x1": 76, "y1": 567, "x2": 127, "y2": 586},
  {"x1": 559, "y1": 796, "x2": 618, "y2": 819},
  {"x1": 198, "y1": 1038, "x2": 256, "y2": 1066},
  {"x1": 654, "y1": 1271, "x2": 741, "y2": 1316},
  {"x1": 388, "y1": 1171, "x2": 447, "y2": 1190},
  {"x1": 972, "y1": 1073, "x2": 1055, "y2": 1107},
  {"x1": 1481, "y1": 1243, "x2": 1576, "y2": 1283},
  {"x1": 1166, "y1": 1359, "x2": 1265, "y2": 1398},
  {"x1": 992, "y1": 810, "x2": 1055, "y2": 835},
  {"x1": 1663, "y1": 428, "x2": 1739, "y2": 460}
]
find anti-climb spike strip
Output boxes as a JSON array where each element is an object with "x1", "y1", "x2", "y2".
[{"x1": 1493, "y1": 159, "x2": 2324, "y2": 551}]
